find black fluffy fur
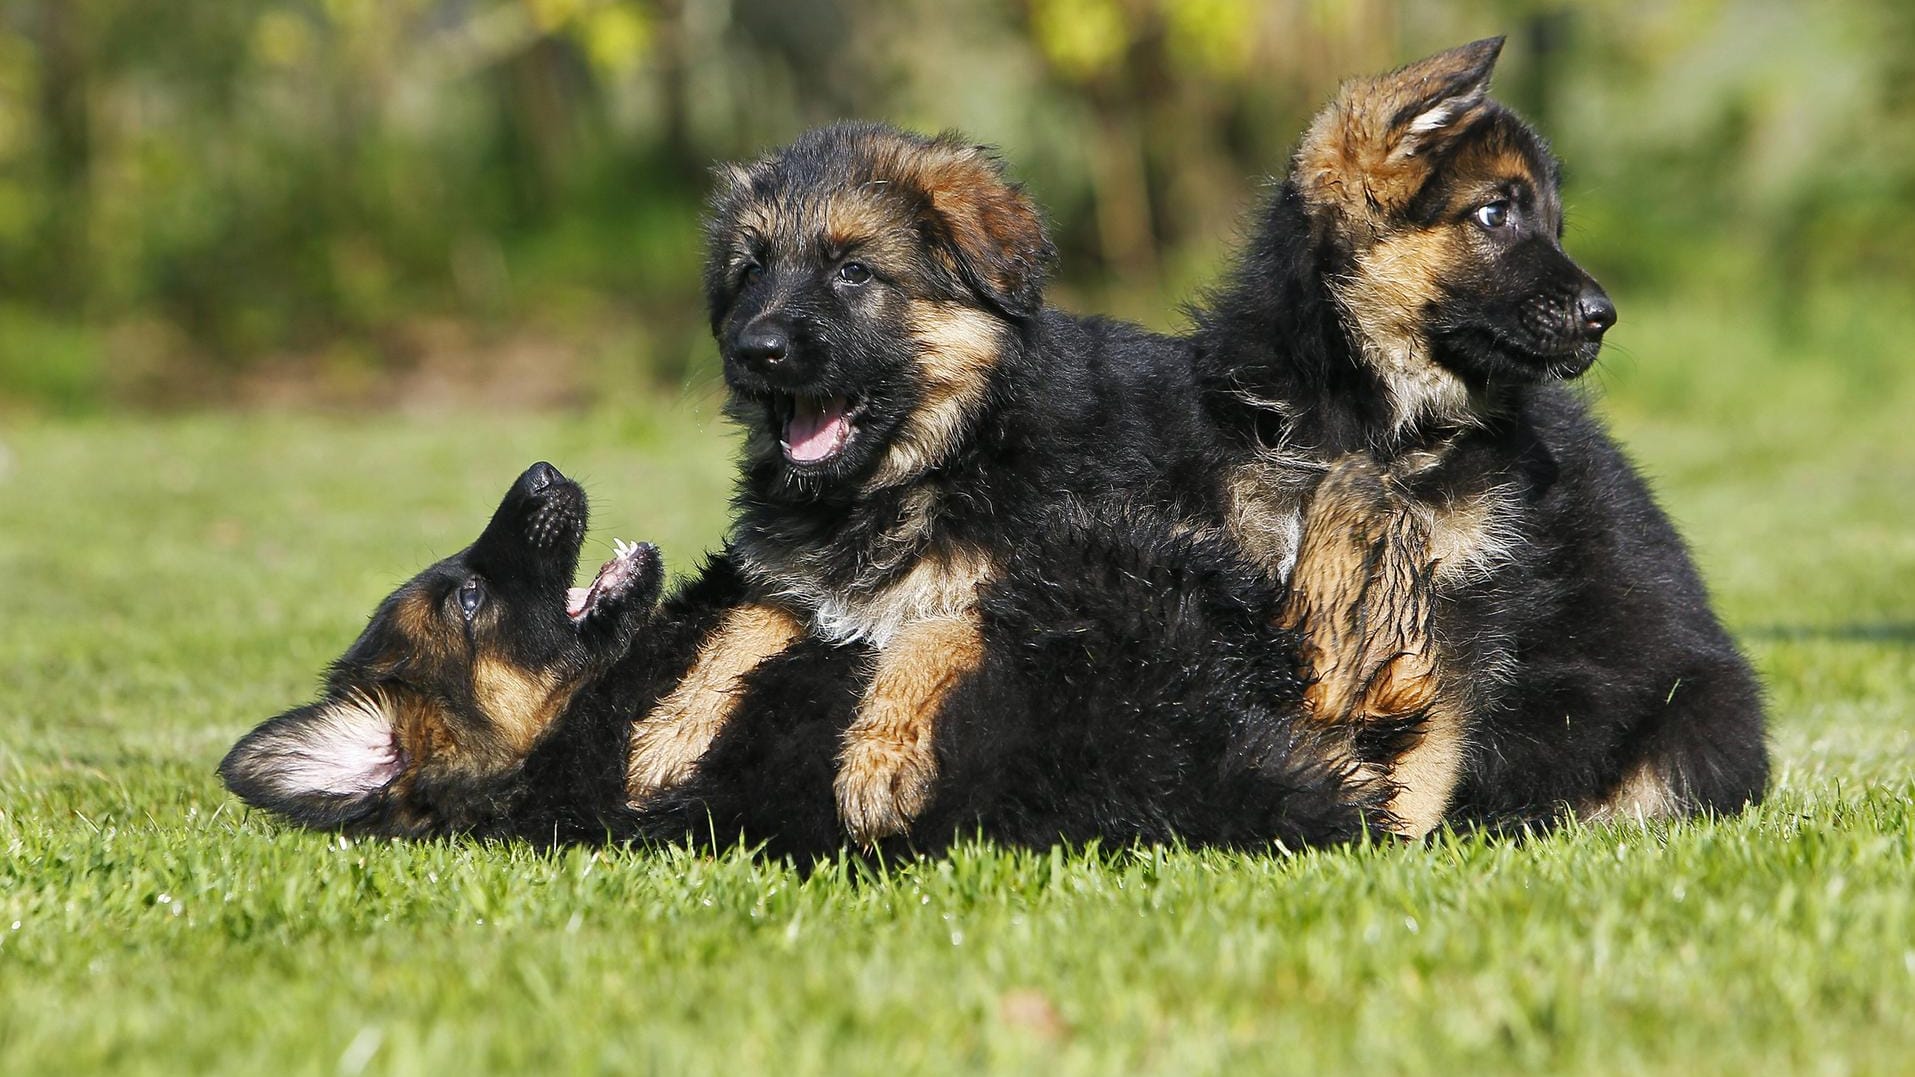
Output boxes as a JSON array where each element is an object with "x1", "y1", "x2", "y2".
[
  {"x1": 221, "y1": 467, "x2": 1382, "y2": 857},
  {"x1": 1191, "y1": 47, "x2": 1769, "y2": 824},
  {"x1": 636, "y1": 519, "x2": 1381, "y2": 858},
  {"x1": 704, "y1": 123, "x2": 1222, "y2": 634}
]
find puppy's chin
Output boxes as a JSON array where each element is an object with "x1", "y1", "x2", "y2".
[
  {"x1": 1541, "y1": 344, "x2": 1602, "y2": 381},
  {"x1": 1436, "y1": 327, "x2": 1602, "y2": 386}
]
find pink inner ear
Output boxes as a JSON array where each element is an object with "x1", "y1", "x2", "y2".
[{"x1": 278, "y1": 693, "x2": 405, "y2": 796}]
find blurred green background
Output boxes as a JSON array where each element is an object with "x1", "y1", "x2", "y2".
[
  {"x1": 2, "y1": 0, "x2": 1911, "y2": 413},
  {"x1": 2, "y1": 9, "x2": 1912, "y2": 1070}
]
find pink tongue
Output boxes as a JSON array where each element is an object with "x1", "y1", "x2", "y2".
[
  {"x1": 565, "y1": 586, "x2": 592, "y2": 618},
  {"x1": 783, "y1": 397, "x2": 850, "y2": 463}
]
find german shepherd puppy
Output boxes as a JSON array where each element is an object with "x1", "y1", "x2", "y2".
[
  {"x1": 219, "y1": 464, "x2": 1385, "y2": 855},
  {"x1": 217, "y1": 462, "x2": 663, "y2": 835},
  {"x1": 635, "y1": 122, "x2": 1223, "y2": 844},
  {"x1": 1194, "y1": 38, "x2": 1769, "y2": 833}
]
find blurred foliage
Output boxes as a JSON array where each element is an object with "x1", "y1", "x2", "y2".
[{"x1": 0, "y1": 0, "x2": 1911, "y2": 410}]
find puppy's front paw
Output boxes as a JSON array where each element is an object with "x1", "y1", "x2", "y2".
[
  {"x1": 1283, "y1": 455, "x2": 1436, "y2": 728},
  {"x1": 834, "y1": 733, "x2": 938, "y2": 846},
  {"x1": 622, "y1": 602, "x2": 805, "y2": 808},
  {"x1": 572, "y1": 539, "x2": 664, "y2": 653},
  {"x1": 625, "y1": 715, "x2": 715, "y2": 806}
]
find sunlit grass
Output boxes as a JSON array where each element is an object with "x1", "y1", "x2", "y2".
[{"x1": 1, "y1": 293, "x2": 1910, "y2": 1075}]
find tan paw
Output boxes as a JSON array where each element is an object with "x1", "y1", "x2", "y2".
[
  {"x1": 625, "y1": 717, "x2": 719, "y2": 806},
  {"x1": 834, "y1": 734, "x2": 938, "y2": 846}
]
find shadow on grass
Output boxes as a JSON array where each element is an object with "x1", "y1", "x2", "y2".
[{"x1": 1744, "y1": 621, "x2": 1915, "y2": 644}]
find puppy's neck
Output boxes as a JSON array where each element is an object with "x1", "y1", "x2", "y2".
[
  {"x1": 1316, "y1": 217, "x2": 1499, "y2": 445},
  {"x1": 732, "y1": 482, "x2": 991, "y2": 647},
  {"x1": 1329, "y1": 308, "x2": 1504, "y2": 445}
]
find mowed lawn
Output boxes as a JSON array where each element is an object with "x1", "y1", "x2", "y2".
[{"x1": 2, "y1": 296, "x2": 1912, "y2": 1075}]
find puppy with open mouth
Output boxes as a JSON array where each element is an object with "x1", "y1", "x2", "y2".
[
  {"x1": 219, "y1": 463, "x2": 1388, "y2": 855},
  {"x1": 217, "y1": 127, "x2": 1429, "y2": 853},
  {"x1": 619, "y1": 121, "x2": 1239, "y2": 846},
  {"x1": 218, "y1": 462, "x2": 664, "y2": 836}
]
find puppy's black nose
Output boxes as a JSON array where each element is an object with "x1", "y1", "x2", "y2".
[
  {"x1": 524, "y1": 461, "x2": 561, "y2": 492},
  {"x1": 1576, "y1": 286, "x2": 1617, "y2": 341},
  {"x1": 731, "y1": 325, "x2": 789, "y2": 369}
]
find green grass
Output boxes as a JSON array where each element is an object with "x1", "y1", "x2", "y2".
[{"x1": 2, "y1": 294, "x2": 1912, "y2": 1075}]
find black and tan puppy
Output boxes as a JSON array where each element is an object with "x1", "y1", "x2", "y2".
[
  {"x1": 631, "y1": 123, "x2": 1223, "y2": 844},
  {"x1": 220, "y1": 464, "x2": 1384, "y2": 855},
  {"x1": 1195, "y1": 38, "x2": 1768, "y2": 833},
  {"x1": 218, "y1": 462, "x2": 662, "y2": 835}
]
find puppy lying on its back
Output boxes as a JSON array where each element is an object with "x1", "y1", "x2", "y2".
[{"x1": 220, "y1": 464, "x2": 1386, "y2": 856}]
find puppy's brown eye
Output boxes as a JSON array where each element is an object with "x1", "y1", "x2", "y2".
[
  {"x1": 838, "y1": 261, "x2": 871, "y2": 286},
  {"x1": 742, "y1": 261, "x2": 765, "y2": 283},
  {"x1": 1473, "y1": 201, "x2": 1511, "y2": 229},
  {"x1": 458, "y1": 578, "x2": 484, "y2": 620}
]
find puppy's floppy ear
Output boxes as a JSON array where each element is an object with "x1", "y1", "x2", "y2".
[
  {"x1": 219, "y1": 690, "x2": 408, "y2": 828},
  {"x1": 1295, "y1": 37, "x2": 1504, "y2": 221},
  {"x1": 911, "y1": 135, "x2": 1056, "y2": 320}
]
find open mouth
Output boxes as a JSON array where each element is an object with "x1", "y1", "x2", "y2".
[
  {"x1": 565, "y1": 538, "x2": 656, "y2": 624},
  {"x1": 776, "y1": 394, "x2": 860, "y2": 466}
]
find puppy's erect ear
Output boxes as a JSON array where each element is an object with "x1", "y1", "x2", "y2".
[
  {"x1": 710, "y1": 160, "x2": 754, "y2": 200},
  {"x1": 1295, "y1": 37, "x2": 1504, "y2": 224},
  {"x1": 219, "y1": 691, "x2": 407, "y2": 828},
  {"x1": 705, "y1": 160, "x2": 759, "y2": 225},
  {"x1": 911, "y1": 136, "x2": 1056, "y2": 320}
]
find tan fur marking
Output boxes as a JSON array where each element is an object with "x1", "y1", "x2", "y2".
[
  {"x1": 1578, "y1": 759, "x2": 1682, "y2": 824},
  {"x1": 726, "y1": 198, "x2": 778, "y2": 248},
  {"x1": 1281, "y1": 455, "x2": 1465, "y2": 837},
  {"x1": 835, "y1": 614, "x2": 985, "y2": 845},
  {"x1": 1294, "y1": 39, "x2": 1501, "y2": 231},
  {"x1": 1223, "y1": 462, "x2": 1309, "y2": 584},
  {"x1": 1423, "y1": 485, "x2": 1523, "y2": 586},
  {"x1": 809, "y1": 546, "x2": 995, "y2": 647},
  {"x1": 866, "y1": 301, "x2": 1003, "y2": 489},
  {"x1": 896, "y1": 140, "x2": 1051, "y2": 302},
  {"x1": 1331, "y1": 228, "x2": 1476, "y2": 431},
  {"x1": 626, "y1": 603, "x2": 804, "y2": 805},
  {"x1": 819, "y1": 192, "x2": 920, "y2": 263},
  {"x1": 369, "y1": 590, "x2": 455, "y2": 671},
  {"x1": 392, "y1": 590, "x2": 439, "y2": 643},
  {"x1": 1384, "y1": 715, "x2": 1470, "y2": 837},
  {"x1": 470, "y1": 657, "x2": 570, "y2": 755},
  {"x1": 387, "y1": 692, "x2": 453, "y2": 799}
]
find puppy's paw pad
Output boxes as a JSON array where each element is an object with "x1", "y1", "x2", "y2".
[{"x1": 571, "y1": 540, "x2": 661, "y2": 628}]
